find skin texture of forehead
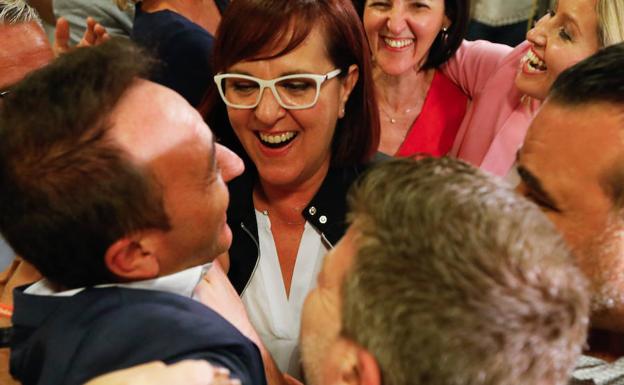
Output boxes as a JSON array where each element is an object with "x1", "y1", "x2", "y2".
[{"x1": 0, "y1": 21, "x2": 54, "y2": 89}]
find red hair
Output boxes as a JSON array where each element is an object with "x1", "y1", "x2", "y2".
[{"x1": 201, "y1": 0, "x2": 379, "y2": 166}]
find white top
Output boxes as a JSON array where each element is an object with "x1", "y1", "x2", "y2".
[
  {"x1": 242, "y1": 210, "x2": 327, "y2": 379},
  {"x1": 24, "y1": 264, "x2": 209, "y2": 299}
]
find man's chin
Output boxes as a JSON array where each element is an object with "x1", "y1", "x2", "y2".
[{"x1": 208, "y1": 224, "x2": 233, "y2": 259}]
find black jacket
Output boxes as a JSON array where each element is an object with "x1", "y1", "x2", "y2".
[
  {"x1": 10, "y1": 286, "x2": 266, "y2": 385},
  {"x1": 226, "y1": 163, "x2": 374, "y2": 294}
]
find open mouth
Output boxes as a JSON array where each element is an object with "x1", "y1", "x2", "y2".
[
  {"x1": 383, "y1": 37, "x2": 414, "y2": 49},
  {"x1": 257, "y1": 131, "x2": 298, "y2": 149},
  {"x1": 522, "y1": 49, "x2": 547, "y2": 72}
]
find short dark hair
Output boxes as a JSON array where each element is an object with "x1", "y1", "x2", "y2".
[
  {"x1": 0, "y1": 39, "x2": 170, "y2": 289},
  {"x1": 550, "y1": 43, "x2": 624, "y2": 106},
  {"x1": 202, "y1": 0, "x2": 379, "y2": 166},
  {"x1": 549, "y1": 43, "x2": 624, "y2": 209},
  {"x1": 352, "y1": 0, "x2": 469, "y2": 69},
  {"x1": 343, "y1": 157, "x2": 589, "y2": 385}
]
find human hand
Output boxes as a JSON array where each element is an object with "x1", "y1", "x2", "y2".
[
  {"x1": 83, "y1": 360, "x2": 240, "y2": 385},
  {"x1": 54, "y1": 16, "x2": 110, "y2": 56},
  {"x1": 78, "y1": 17, "x2": 110, "y2": 47}
]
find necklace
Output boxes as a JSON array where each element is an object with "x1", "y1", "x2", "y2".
[
  {"x1": 261, "y1": 209, "x2": 306, "y2": 226},
  {"x1": 378, "y1": 104, "x2": 419, "y2": 124}
]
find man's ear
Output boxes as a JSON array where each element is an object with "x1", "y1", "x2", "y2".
[
  {"x1": 356, "y1": 347, "x2": 381, "y2": 385},
  {"x1": 334, "y1": 339, "x2": 381, "y2": 385},
  {"x1": 104, "y1": 233, "x2": 162, "y2": 281}
]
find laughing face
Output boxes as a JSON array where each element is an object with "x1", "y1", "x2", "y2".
[
  {"x1": 515, "y1": 0, "x2": 600, "y2": 100},
  {"x1": 363, "y1": 0, "x2": 449, "y2": 76},
  {"x1": 225, "y1": 26, "x2": 358, "y2": 190},
  {"x1": 516, "y1": 100, "x2": 624, "y2": 331}
]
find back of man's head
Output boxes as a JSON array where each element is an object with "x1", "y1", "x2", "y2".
[
  {"x1": 550, "y1": 43, "x2": 624, "y2": 107},
  {"x1": 0, "y1": 39, "x2": 170, "y2": 289},
  {"x1": 342, "y1": 157, "x2": 590, "y2": 385},
  {"x1": 0, "y1": 0, "x2": 40, "y2": 25}
]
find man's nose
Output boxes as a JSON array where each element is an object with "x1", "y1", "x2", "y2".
[{"x1": 215, "y1": 143, "x2": 244, "y2": 182}]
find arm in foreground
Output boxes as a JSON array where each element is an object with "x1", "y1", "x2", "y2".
[
  {"x1": 83, "y1": 360, "x2": 239, "y2": 385},
  {"x1": 194, "y1": 261, "x2": 290, "y2": 385}
]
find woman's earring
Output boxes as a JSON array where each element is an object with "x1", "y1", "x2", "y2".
[{"x1": 441, "y1": 27, "x2": 449, "y2": 45}]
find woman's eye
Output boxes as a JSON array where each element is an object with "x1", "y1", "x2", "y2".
[
  {"x1": 558, "y1": 27, "x2": 572, "y2": 41},
  {"x1": 409, "y1": 1, "x2": 429, "y2": 9},
  {"x1": 231, "y1": 81, "x2": 258, "y2": 93},
  {"x1": 367, "y1": 1, "x2": 391, "y2": 9},
  {"x1": 279, "y1": 80, "x2": 313, "y2": 92}
]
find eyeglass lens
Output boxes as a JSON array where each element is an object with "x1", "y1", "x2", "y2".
[{"x1": 221, "y1": 76, "x2": 319, "y2": 108}]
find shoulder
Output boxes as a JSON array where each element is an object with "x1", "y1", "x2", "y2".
[
  {"x1": 13, "y1": 288, "x2": 265, "y2": 385},
  {"x1": 454, "y1": 39, "x2": 517, "y2": 69},
  {"x1": 133, "y1": 10, "x2": 214, "y2": 49}
]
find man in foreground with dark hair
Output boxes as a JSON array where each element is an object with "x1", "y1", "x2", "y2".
[
  {"x1": 298, "y1": 157, "x2": 589, "y2": 385},
  {"x1": 0, "y1": 39, "x2": 265, "y2": 385},
  {"x1": 516, "y1": 42, "x2": 624, "y2": 384}
]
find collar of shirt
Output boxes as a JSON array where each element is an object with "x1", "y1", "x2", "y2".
[
  {"x1": 24, "y1": 263, "x2": 212, "y2": 299},
  {"x1": 571, "y1": 354, "x2": 624, "y2": 385}
]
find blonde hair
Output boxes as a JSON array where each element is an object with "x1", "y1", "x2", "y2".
[{"x1": 597, "y1": 0, "x2": 624, "y2": 46}]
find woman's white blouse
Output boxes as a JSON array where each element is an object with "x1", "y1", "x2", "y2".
[{"x1": 241, "y1": 210, "x2": 327, "y2": 379}]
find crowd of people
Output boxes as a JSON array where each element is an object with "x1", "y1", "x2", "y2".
[{"x1": 0, "y1": 0, "x2": 623, "y2": 384}]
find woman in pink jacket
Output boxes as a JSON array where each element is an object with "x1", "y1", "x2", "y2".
[{"x1": 444, "y1": 0, "x2": 624, "y2": 177}]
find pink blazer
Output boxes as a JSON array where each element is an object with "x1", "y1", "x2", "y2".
[{"x1": 442, "y1": 40, "x2": 541, "y2": 177}]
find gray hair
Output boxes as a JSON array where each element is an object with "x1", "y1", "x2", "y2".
[
  {"x1": 342, "y1": 157, "x2": 589, "y2": 385},
  {"x1": 0, "y1": 0, "x2": 41, "y2": 25}
]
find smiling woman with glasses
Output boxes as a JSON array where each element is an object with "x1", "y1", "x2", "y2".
[{"x1": 201, "y1": 0, "x2": 379, "y2": 379}]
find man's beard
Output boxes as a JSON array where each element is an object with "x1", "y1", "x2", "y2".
[{"x1": 577, "y1": 219, "x2": 624, "y2": 317}]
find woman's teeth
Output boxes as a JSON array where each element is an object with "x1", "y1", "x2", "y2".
[
  {"x1": 384, "y1": 38, "x2": 414, "y2": 49},
  {"x1": 258, "y1": 131, "x2": 297, "y2": 147},
  {"x1": 523, "y1": 50, "x2": 547, "y2": 72}
]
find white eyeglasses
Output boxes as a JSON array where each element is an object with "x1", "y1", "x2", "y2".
[{"x1": 213, "y1": 69, "x2": 342, "y2": 110}]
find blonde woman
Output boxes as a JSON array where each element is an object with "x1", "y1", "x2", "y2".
[{"x1": 443, "y1": 0, "x2": 624, "y2": 177}]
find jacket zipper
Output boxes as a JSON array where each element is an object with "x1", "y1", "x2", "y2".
[{"x1": 240, "y1": 222, "x2": 261, "y2": 296}]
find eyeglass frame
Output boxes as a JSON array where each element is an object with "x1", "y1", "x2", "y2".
[{"x1": 213, "y1": 68, "x2": 342, "y2": 110}]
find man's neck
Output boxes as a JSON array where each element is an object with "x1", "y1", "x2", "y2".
[{"x1": 586, "y1": 328, "x2": 624, "y2": 362}]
